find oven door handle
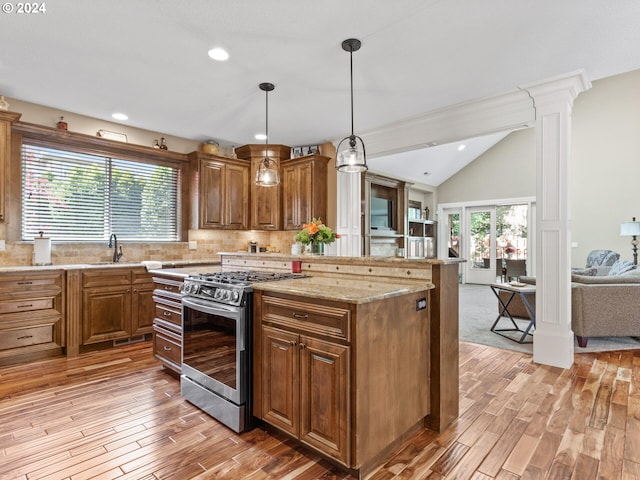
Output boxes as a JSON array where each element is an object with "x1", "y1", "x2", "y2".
[{"x1": 182, "y1": 296, "x2": 241, "y2": 315}]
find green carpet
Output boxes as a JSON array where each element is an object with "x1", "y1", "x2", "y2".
[{"x1": 459, "y1": 283, "x2": 640, "y2": 355}]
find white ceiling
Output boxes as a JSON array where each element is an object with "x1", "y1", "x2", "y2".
[{"x1": 1, "y1": 0, "x2": 639, "y2": 185}]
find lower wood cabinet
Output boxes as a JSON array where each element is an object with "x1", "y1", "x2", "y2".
[
  {"x1": 81, "y1": 268, "x2": 154, "y2": 345},
  {"x1": 0, "y1": 270, "x2": 65, "y2": 365},
  {"x1": 254, "y1": 288, "x2": 430, "y2": 478},
  {"x1": 151, "y1": 273, "x2": 183, "y2": 373},
  {"x1": 261, "y1": 325, "x2": 350, "y2": 464}
]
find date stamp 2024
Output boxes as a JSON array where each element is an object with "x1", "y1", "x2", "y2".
[{"x1": 2, "y1": 2, "x2": 47, "y2": 14}]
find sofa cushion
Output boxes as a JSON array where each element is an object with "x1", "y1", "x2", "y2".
[
  {"x1": 585, "y1": 249, "x2": 620, "y2": 268},
  {"x1": 609, "y1": 260, "x2": 637, "y2": 276}
]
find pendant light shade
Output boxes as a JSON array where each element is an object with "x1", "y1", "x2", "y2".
[
  {"x1": 336, "y1": 38, "x2": 368, "y2": 173},
  {"x1": 255, "y1": 82, "x2": 280, "y2": 186}
]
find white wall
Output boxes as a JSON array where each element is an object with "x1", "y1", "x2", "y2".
[{"x1": 436, "y1": 68, "x2": 640, "y2": 266}]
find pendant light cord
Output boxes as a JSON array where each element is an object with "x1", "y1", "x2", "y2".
[
  {"x1": 349, "y1": 48, "x2": 354, "y2": 137},
  {"x1": 265, "y1": 88, "x2": 269, "y2": 159}
]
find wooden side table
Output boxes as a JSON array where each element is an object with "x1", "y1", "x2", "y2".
[{"x1": 490, "y1": 282, "x2": 536, "y2": 344}]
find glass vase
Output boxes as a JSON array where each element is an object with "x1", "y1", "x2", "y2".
[{"x1": 310, "y1": 242, "x2": 324, "y2": 255}]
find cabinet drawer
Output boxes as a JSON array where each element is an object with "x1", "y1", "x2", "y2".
[
  {"x1": 262, "y1": 295, "x2": 350, "y2": 342},
  {"x1": 153, "y1": 326, "x2": 182, "y2": 367},
  {"x1": 0, "y1": 272, "x2": 63, "y2": 294},
  {"x1": 0, "y1": 324, "x2": 53, "y2": 350},
  {"x1": 0, "y1": 297, "x2": 53, "y2": 314},
  {"x1": 154, "y1": 302, "x2": 182, "y2": 328},
  {"x1": 82, "y1": 269, "x2": 131, "y2": 287}
]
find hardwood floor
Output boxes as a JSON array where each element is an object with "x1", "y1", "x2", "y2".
[{"x1": 0, "y1": 341, "x2": 639, "y2": 479}]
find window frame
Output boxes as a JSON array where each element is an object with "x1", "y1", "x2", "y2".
[{"x1": 7, "y1": 122, "x2": 191, "y2": 243}]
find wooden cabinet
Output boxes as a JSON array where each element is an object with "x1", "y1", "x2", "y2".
[
  {"x1": 235, "y1": 144, "x2": 291, "y2": 230},
  {"x1": 362, "y1": 172, "x2": 409, "y2": 257},
  {"x1": 257, "y1": 293, "x2": 352, "y2": 465},
  {"x1": 81, "y1": 268, "x2": 154, "y2": 345},
  {"x1": 0, "y1": 270, "x2": 65, "y2": 365},
  {"x1": 191, "y1": 152, "x2": 250, "y2": 230},
  {"x1": 0, "y1": 111, "x2": 22, "y2": 223},
  {"x1": 151, "y1": 273, "x2": 183, "y2": 374},
  {"x1": 282, "y1": 155, "x2": 330, "y2": 230},
  {"x1": 254, "y1": 288, "x2": 430, "y2": 477}
]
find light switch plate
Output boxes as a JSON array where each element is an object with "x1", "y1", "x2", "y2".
[
  {"x1": 188, "y1": 240, "x2": 197, "y2": 250},
  {"x1": 0, "y1": 240, "x2": 5, "y2": 251}
]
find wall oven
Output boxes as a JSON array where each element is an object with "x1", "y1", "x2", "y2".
[{"x1": 180, "y1": 270, "x2": 302, "y2": 433}]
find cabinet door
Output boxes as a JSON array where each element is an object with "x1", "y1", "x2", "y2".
[
  {"x1": 131, "y1": 282, "x2": 155, "y2": 336},
  {"x1": 282, "y1": 164, "x2": 299, "y2": 230},
  {"x1": 261, "y1": 325, "x2": 299, "y2": 436},
  {"x1": 299, "y1": 336, "x2": 351, "y2": 464},
  {"x1": 225, "y1": 163, "x2": 249, "y2": 229},
  {"x1": 251, "y1": 157, "x2": 281, "y2": 230},
  {"x1": 82, "y1": 285, "x2": 132, "y2": 344},
  {"x1": 199, "y1": 160, "x2": 225, "y2": 228}
]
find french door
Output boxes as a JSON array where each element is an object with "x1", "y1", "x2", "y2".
[{"x1": 466, "y1": 207, "x2": 497, "y2": 284}]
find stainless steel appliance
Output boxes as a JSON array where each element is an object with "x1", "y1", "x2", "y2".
[{"x1": 180, "y1": 270, "x2": 303, "y2": 432}]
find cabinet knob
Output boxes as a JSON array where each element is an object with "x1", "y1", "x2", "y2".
[
  {"x1": 290, "y1": 340, "x2": 297, "y2": 347},
  {"x1": 163, "y1": 311, "x2": 172, "y2": 317},
  {"x1": 299, "y1": 343, "x2": 306, "y2": 349}
]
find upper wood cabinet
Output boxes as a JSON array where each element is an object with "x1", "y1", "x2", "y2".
[
  {"x1": 0, "y1": 111, "x2": 22, "y2": 223},
  {"x1": 282, "y1": 155, "x2": 330, "y2": 231},
  {"x1": 190, "y1": 152, "x2": 250, "y2": 230},
  {"x1": 235, "y1": 144, "x2": 291, "y2": 231}
]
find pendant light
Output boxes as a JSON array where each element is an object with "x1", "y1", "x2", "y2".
[
  {"x1": 336, "y1": 38, "x2": 368, "y2": 173},
  {"x1": 255, "y1": 82, "x2": 280, "y2": 186}
]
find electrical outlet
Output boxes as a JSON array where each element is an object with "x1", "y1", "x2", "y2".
[
  {"x1": 188, "y1": 240, "x2": 197, "y2": 250},
  {"x1": 0, "y1": 240, "x2": 5, "y2": 251}
]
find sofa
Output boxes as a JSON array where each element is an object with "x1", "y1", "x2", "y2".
[{"x1": 499, "y1": 262, "x2": 640, "y2": 347}]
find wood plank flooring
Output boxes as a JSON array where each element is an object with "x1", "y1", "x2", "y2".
[{"x1": 0, "y1": 341, "x2": 639, "y2": 479}]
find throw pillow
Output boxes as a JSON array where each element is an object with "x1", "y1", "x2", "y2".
[{"x1": 608, "y1": 260, "x2": 636, "y2": 276}]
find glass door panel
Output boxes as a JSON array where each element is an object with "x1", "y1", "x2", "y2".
[{"x1": 466, "y1": 207, "x2": 496, "y2": 284}]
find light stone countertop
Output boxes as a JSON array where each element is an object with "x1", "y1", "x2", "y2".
[
  {"x1": 251, "y1": 275, "x2": 433, "y2": 304},
  {"x1": 0, "y1": 260, "x2": 221, "y2": 274}
]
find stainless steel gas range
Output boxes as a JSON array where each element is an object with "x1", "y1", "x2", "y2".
[{"x1": 179, "y1": 270, "x2": 303, "y2": 432}]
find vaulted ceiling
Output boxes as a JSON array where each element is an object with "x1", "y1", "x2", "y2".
[{"x1": 1, "y1": 0, "x2": 639, "y2": 184}]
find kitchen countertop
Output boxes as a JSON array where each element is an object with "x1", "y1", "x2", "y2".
[
  {"x1": 0, "y1": 260, "x2": 221, "y2": 274},
  {"x1": 251, "y1": 275, "x2": 433, "y2": 304}
]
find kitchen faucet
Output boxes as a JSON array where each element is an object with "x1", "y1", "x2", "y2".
[{"x1": 108, "y1": 234, "x2": 123, "y2": 263}]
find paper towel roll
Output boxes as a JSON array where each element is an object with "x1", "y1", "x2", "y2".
[{"x1": 34, "y1": 235, "x2": 51, "y2": 265}]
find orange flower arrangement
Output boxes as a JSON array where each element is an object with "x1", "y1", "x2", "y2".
[{"x1": 294, "y1": 218, "x2": 338, "y2": 245}]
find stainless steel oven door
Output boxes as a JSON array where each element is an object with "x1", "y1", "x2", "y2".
[{"x1": 181, "y1": 296, "x2": 247, "y2": 405}]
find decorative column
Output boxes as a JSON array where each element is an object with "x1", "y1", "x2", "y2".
[
  {"x1": 522, "y1": 71, "x2": 591, "y2": 368},
  {"x1": 335, "y1": 170, "x2": 362, "y2": 256}
]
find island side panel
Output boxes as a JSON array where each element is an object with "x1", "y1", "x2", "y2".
[
  {"x1": 354, "y1": 290, "x2": 430, "y2": 472},
  {"x1": 425, "y1": 262, "x2": 459, "y2": 432}
]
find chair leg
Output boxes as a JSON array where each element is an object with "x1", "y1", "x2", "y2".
[{"x1": 576, "y1": 336, "x2": 589, "y2": 348}]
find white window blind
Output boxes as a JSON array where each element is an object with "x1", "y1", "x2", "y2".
[{"x1": 22, "y1": 144, "x2": 179, "y2": 241}]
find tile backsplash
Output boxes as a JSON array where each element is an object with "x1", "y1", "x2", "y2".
[{"x1": 0, "y1": 229, "x2": 299, "y2": 267}]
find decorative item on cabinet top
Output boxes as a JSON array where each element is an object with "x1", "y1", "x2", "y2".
[
  {"x1": 291, "y1": 145, "x2": 319, "y2": 158},
  {"x1": 97, "y1": 129, "x2": 128, "y2": 142},
  {"x1": 0, "y1": 95, "x2": 9, "y2": 111},
  {"x1": 200, "y1": 140, "x2": 219, "y2": 155}
]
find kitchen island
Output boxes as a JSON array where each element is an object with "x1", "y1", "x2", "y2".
[{"x1": 219, "y1": 252, "x2": 461, "y2": 479}]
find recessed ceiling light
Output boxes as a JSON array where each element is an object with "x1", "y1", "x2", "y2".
[
  {"x1": 255, "y1": 133, "x2": 267, "y2": 141},
  {"x1": 112, "y1": 113, "x2": 128, "y2": 121},
  {"x1": 458, "y1": 144, "x2": 466, "y2": 151},
  {"x1": 423, "y1": 171, "x2": 431, "y2": 176},
  {"x1": 208, "y1": 47, "x2": 229, "y2": 61}
]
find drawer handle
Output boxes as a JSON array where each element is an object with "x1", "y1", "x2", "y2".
[
  {"x1": 17, "y1": 304, "x2": 34, "y2": 309},
  {"x1": 17, "y1": 281, "x2": 33, "y2": 285},
  {"x1": 292, "y1": 313, "x2": 308, "y2": 320},
  {"x1": 17, "y1": 335, "x2": 34, "y2": 340},
  {"x1": 164, "y1": 286, "x2": 173, "y2": 290},
  {"x1": 163, "y1": 346, "x2": 172, "y2": 351},
  {"x1": 163, "y1": 311, "x2": 172, "y2": 317}
]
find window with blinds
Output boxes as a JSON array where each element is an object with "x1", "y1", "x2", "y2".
[{"x1": 21, "y1": 144, "x2": 179, "y2": 241}]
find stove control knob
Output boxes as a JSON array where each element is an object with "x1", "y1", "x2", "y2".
[
  {"x1": 213, "y1": 289, "x2": 222, "y2": 300},
  {"x1": 231, "y1": 290, "x2": 240, "y2": 302},
  {"x1": 222, "y1": 290, "x2": 231, "y2": 301}
]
